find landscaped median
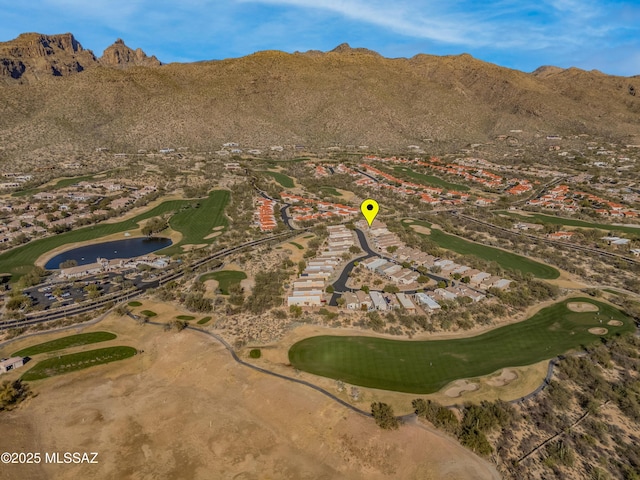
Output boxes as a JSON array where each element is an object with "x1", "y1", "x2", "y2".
[{"x1": 288, "y1": 298, "x2": 632, "y2": 394}]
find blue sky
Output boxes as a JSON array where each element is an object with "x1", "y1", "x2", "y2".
[{"x1": 1, "y1": 0, "x2": 639, "y2": 75}]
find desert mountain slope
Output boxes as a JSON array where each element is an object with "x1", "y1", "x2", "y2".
[
  {"x1": 0, "y1": 33, "x2": 97, "y2": 82},
  {"x1": 0, "y1": 34, "x2": 638, "y2": 158}
]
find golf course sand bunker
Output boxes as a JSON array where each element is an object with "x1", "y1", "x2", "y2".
[
  {"x1": 608, "y1": 320, "x2": 623, "y2": 326},
  {"x1": 203, "y1": 231, "x2": 222, "y2": 240},
  {"x1": 487, "y1": 369, "x2": 517, "y2": 387},
  {"x1": 445, "y1": 380, "x2": 478, "y2": 398},
  {"x1": 410, "y1": 225, "x2": 431, "y2": 235},
  {"x1": 589, "y1": 327, "x2": 608, "y2": 335},
  {"x1": 568, "y1": 302, "x2": 599, "y2": 312}
]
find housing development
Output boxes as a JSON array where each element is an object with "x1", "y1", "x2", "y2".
[{"x1": 1, "y1": 31, "x2": 639, "y2": 480}]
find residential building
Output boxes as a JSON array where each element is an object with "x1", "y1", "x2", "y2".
[{"x1": 0, "y1": 357, "x2": 24, "y2": 373}]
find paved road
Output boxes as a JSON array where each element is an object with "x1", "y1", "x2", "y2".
[
  {"x1": 1, "y1": 231, "x2": 299, "y2": 331},
  {"x1": 456, "y1": 212, "x2": 640, "y2": 266},
  {"x1": 328, "y1": 227, "x2": 454, "y2": 306}
]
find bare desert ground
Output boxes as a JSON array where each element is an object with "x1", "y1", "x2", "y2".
[{"x1": 0, "y1": 314, "x2": 500, "y2": 480}]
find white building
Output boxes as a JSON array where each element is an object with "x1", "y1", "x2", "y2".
[
  {"x1": 369, "y1": 291, "x2": 388, "y2": 311},
  {"x1": 287, "y1": 295, "x2": 323, "y2": 307},
  {"x1": 396, "y1": 292, "x2": 416, "y2": 311},
  {"x1": 0, "y1": 357, "x2": 24, "y2": 374},
  {"x1": 414, "y1": 293, "x2": 441, "y2": 310},
  {"x1": 342, "y1": 292, "x2": 360, "y2": 310}
]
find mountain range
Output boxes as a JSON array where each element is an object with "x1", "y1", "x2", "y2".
[{"x1": 0, "y1": 33, "x2": 638, "y2": 159}]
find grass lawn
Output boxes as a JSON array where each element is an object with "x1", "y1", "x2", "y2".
[
  {"x1": 403, "y1": 219, "x2": 559, "y2": 279},
  {"x1": 140, "y1": 310, "x2": 157, "y2": 317},
  {"x1": 393, "y1": 166, "x2": 470, "y2": 192},
  {"x1": 289, "y1": 242, "x2": 304, "y2": 250},
  {"x1": 0, "y1": 190, "x2": 229, "y2": 282},
  {"x1": 495, "y1": 211, "x2": 640, "y2": 236},
  {"x1": 260, "y1": 171, "x2": 295, "y2": 188},
  {"x1": 12, "y1": 332, "x2": 117, "y2": 357},
  {"x1": 197, "y1": 316, "x2": 212, "y2": 325},
  {"x1": 176, "y1": 315, "x2": 195, "y2": 320},
  {"x1": 320, "y1": 186, "x2": 342, "y2": 197},
  {"x1": 128, "y1": 301, "x2": 143, "y2": 307},
  {"x1": 199, "y1": 270, "x2": 247, "y2": 294},
  {"x1": 160, "y1": 190, "x2": 229, "y2": 255},
  {"x1": 21, "y1": 346, "x2": 137, "y2": 381},
  {"x1": 289, "y1": 298, "x2": 633, "y2": 393},
  {"x1": 12, "y1": 174, "x2": 96, "y2": 198}
]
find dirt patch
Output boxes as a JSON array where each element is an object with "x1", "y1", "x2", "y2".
[
  {"x1": 607, "y1": 320, "x2": 623, "y2": 326},
  {"x1": 588, "y1": 327, "x2": 608, "y2": 335},
  {"x1": 410, "y1": 225, "x2": 431, "y2": 235},
  {"x1": 567, "y1": 302, "x2": 599, "y2": 312},
  {"x1": 0, "y1": 312, "x2": 500, "y2": 480},
  {"x1": 486, "y1": 369, "x2": 518, "y2": 387},
  {"x1": 203, "y1": 279, "x2": 219, "y2": 297},
  {"x1": 444, "y1": 380, "x2": 478, "y2": 398}
]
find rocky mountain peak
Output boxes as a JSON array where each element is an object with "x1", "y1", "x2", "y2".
[
  {"x1": 329, "y1": 43, "x2": 381, "y2": 57},
  {"x1": 100, "y1": 39, "x2": 161, "y2": 68},
  {"x1": 0, "y1": 32, "x2": 96, "y2": 82}
]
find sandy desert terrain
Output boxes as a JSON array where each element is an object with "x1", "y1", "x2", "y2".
[{"x1": 0, "y1": 315, "x2": 500, "y2": 480}]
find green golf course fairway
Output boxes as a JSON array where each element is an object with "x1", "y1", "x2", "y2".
[
  {"x1": 260, "y1": 171, "x2": 295, "y2": 188},
  {"x1": 288, "y1": 298, "x2": 633, "y2": 394},
  {"x1": 12, "y1": 332, "x2": 117, "y2": 357},
  {"x1": 0, "y1": 190, "x2": 229, "y2": 281},
  {"x1": 495, "y1": 210, "x2": 640, "y2": 236},
  {"x1": 393, "y1": 166, "x2": 470, "y2": 192},
  {"x1": 199, "y1": 270, "x2": 247, "y2": 294},
  {"x1": 21, "y1": 346, "x2": 137, "y2": 381},
  {"x1": 403, "y1": 219, "x2": 560, "y2": 279}
]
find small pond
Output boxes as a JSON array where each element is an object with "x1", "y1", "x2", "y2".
[{"x1": 45, "y1": 237, "x2": 172, "y2": 269}]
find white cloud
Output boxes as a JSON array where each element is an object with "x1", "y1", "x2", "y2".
[{"x1": 237, "y1": 0, "x2": 480, "y2": 45}]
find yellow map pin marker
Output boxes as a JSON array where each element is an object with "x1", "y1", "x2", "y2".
[{"x1": 360, "y1": 199, "x2": 379, "y2": 226}]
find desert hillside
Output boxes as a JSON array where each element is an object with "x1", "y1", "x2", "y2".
[{"x1": 0, "y1": 34, "x2": 638, "y2": 159}]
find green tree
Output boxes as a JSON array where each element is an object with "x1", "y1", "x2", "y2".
[
  {"x1": 383, "y1": 284, "x2": 399, "y2": 294},
  {"x1": 59, "y1": 259, "x2": 78, "y2": 269},
  {"x1": 228, "y1": 283, "x2": 245, "y2": 306},
  {"x1": 0, "y1": 380, "x2": 31, "y2": 411},
  {"x1": 6, "y1": 295, "x2": 31, "y2": 311},
  {"x1": 371, "y1": 402, "x2": 399, "y2": 430},
  {"x1": 289, "y1": 304, "x2": 302, "y2": 318},
  {"x1": 185, "y1": 293, "x2": 213, "y2": 312},
  {"x1": 142, "y1": 216, "x2": 168, "y2": 237},
  {"x1": 84, "y1": 283, "x2": 100, "y2": 299}
]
